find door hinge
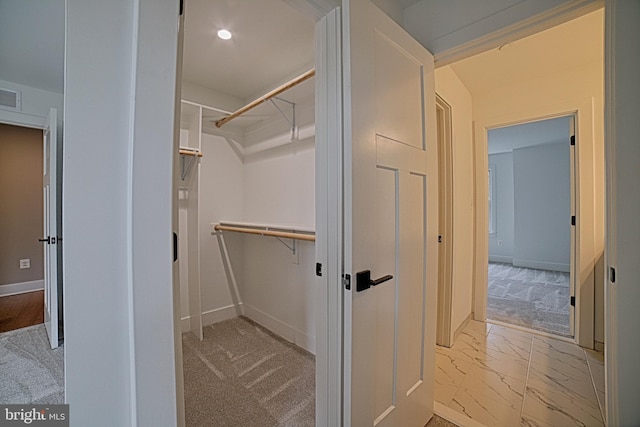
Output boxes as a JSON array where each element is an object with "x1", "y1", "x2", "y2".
[
  {"x1": 343, "y1": 274, "x2": 351, "y2": 290},
  {"x1": 570, "y1": 296, "x2": 576, "y2": 306},
  {"x1": 316, "y1": 263, "x2": 322, "y2": 277},
  {"x1": 570, "y1": 135, "x2": 576, "y2": 146},
  {"x1": 609, "y1": 266, "x2": 616, "y2": 283},
  {"x1": 571, "y1": 215, "x2": 576, "y2": 226}
]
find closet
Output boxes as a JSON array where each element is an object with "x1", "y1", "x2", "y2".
[
  {"x1": 177, "y1": 2, "x2": 318, "y2": 423},
  {"x1": 178, "y1": 75, "x2": 317, "y2": 352}
]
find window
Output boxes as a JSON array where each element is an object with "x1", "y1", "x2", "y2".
[{"x1": 488, "y1": 165, "x2": 497, "y2": 236}]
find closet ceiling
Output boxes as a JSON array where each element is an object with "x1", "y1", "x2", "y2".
[{"x1": 182, "y1": 0, "x2": 316, "y2": 103}]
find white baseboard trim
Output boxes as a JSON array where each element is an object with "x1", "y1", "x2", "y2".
[
  {"x1": 244, "y1": 303, "x2": 315, "y2": 355},
  {"x1": 180, "y1": 303, "x2": 243, "y2": 333},
  {"x1": 452, "y1": 313, "x2": 473, "y2": 344},
  {"x1": 0, "y1": 280, "x2": 44, "y2": 297},
  {"x1": 513, "y1": 258, "x2": 570, "y2": 272},
  {"x1": 434, "y1": 401, "x2": 487, "y2": 427},
  {"x1": 488, "y1": 255, "x2": 513, "y2": 264}
]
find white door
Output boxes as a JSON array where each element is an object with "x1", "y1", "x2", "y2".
[
  {"x1": 342, "y1": 0, "x2": 438, "y2": 425},
  {"x1": 42, "y1": 107, "x2": 59, "y2": 349}
]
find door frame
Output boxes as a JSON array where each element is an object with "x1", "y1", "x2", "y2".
[
  {"x1": 481, "y1": 113, "x2": 577, "y2": 338},
  {"x1": 435, "y1": 95, "x2": 454, "y2": 347},
  {"x1": 314, "y1": 7, "x2": 344, "y2": 426},
  {"x1": 0, "y1": 115, "x2": 62, "y2": 345},
  {"x1": 474, "y1": 103, "x2": 596, "y2": 348}
]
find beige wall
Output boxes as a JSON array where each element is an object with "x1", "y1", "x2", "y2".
[
  {"x1": 472, "y1": 60, "x2": 605, "y2": 345},
  {"x1": 435, "y1": 66, "x2": 475, "y2": 337},
  {"x1": 0, "y1": 123, "x2": 44, "y2": 286}
]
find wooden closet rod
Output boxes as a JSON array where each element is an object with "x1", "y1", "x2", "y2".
[
  {"x1": 179, "y1": 149, "x2": 203, "y2": 157},
  {"x1": 215, "y1": 69, "x2": 315, "y2": 128},
  {"x1": 214, "y1": 224, "x2": 316, "y2": 242}
]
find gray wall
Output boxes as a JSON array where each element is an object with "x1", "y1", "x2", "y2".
[
  {"x1": 488, "y1": 152, "x2": 514, "y2": 262},
  {"x1": 0, "y1": 123, "x2": 43, "y2": 286},
  {"x1": 513, "y1": 142, "x2": 570, "y2": 271}
]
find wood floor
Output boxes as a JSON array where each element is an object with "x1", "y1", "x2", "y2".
[{"x1": 0, "y1": 290, "x2": 44, "y2": 333}]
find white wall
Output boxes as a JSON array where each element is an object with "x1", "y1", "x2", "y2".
[
  {"x1": 488, "y1": 152, "x2": 514, "y2": 262},
  {"x1": 65, "y1": 1, "x2": 180, "y2": 425},
  {"x1": 243, "y1": 141, "x2": 315, "y2": 228},
  {"x1": 241, "y1": 117, "x2": 316, "y2": 352},
  {"x1": 434, "y1": 66, "x2": 475, "y2": 337},
  {"x1": 606, "y1": 0, "x2": 640, "y2": 424},
  {"x1": 65, "y1": 1, "x2": 135, "y2": 424},
  {"x1": 473, "y1": 59, "x2": 604, "y2": 346},
  {"x1": 513, "y1": 142, "x2": 571, "y2": 271}
]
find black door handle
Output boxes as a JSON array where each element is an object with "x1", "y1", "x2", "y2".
[
  {"x1": 356, "y1": 270, "x2": 393, "y2": 292},
  {"x1": 39, "y1": 237, "x2": 50, "y2": 244},
  {"x1": 173, "y1": 232, "x2": 178, "y2": 262}
]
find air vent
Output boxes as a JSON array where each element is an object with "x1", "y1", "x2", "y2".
[{"x1": 0, "y1": 88, "x2": 21, "y2": 111}]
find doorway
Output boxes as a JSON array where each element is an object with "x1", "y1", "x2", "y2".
[
  {"x1": 0, "y1": 123, "x2": 45, "y2": 333},
  {"x1": 436, "y1": 96, "x2": 453, "y2": 347},
  {"x1": 0, "y1": 121, "x2": 64, "y2": 404},
  {"x1": 485, "y1": 116, "x2": 576, "y2": 337},
  {"x1": 177, "y1": 0, "x2": 319, "y2": 424}
]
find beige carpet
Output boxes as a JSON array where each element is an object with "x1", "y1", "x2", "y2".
[
  {"x1": 487, "y1": 262, "x2": 571, "y2": 336},
  {"x1": 183, "y1": 316, "x2": 458, "y2": 427},
  {"x1": 183, "y1": 317, "x2": 315, "y2": 426}
]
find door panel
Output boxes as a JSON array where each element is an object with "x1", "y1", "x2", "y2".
[
  {"x1": 374, "y1": 33, "x2": 424, "y2": 149},
  {"x1": 43, "y1": 107, "x2": 58, "y2": 349},
  {"x1": 373, "y1": 166, "x2": 397, "y2": 421},
  {"x1": 343, "y1": 0, "x2": 437, "y2": 425}
]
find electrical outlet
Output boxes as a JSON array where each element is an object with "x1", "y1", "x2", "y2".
[
  {"x1": 19, "y1": 259, "x2": 30, "y2": 269},
  {"x1": 497, "y1": 240, "x2": 503, "y2": 246}
]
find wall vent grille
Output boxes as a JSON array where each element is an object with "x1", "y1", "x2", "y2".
[{"x1": 0, "y1": 88, "x2": 21, "y2": 111}]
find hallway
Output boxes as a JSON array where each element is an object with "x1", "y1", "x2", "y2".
[{"x1": 435, "y1": 321, "x2": 604, "y2": 426}]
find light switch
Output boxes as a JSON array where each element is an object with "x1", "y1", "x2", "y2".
[{"x1": 19, "y1": 259, "x2": 30, "y2": 269}]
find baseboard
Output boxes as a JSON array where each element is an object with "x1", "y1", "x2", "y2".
[
  {"x1": 594, "y1": 340, "x2": 604, "y2": 353},
  {"x1": 452, "y1": 313, "x2": 473, "y2": 344},
  {"x1": 244, "y1": 303, "x2": 315, "y2": 355},
  {"x1": 179, "y1": 303, "x2": 316, "y2": 354},
  {"x1": 0, "y1": 280, "x2": 44, "y2": 297},
  {"x1": 180, "y1": 303, "x2": 243, "y2": 334},
  {"x1": 488, "y1": 255, "x2": 513, "y2": 264},
  {"x1": 513, "y1": 258, "x2": 570, "y2": 273}
]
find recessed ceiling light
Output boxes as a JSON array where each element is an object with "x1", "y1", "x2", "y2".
[{"x1": 217, "y1": 29, "x2": 232, "y2": 40}]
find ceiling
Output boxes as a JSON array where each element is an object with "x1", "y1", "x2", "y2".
[
  {"x1": 182, "y1": 0, "x2": 316, "y2": 102},
  {"x1": 0, "y1": 0, "x2": 65, "y2": 94},
  {"x1": 488, "y1": 116, "x2": 571, "y2": 155},
  {"x1": 449, "y1": 8, "x2": 604, "y2": 97},
  {"x1": 0, "y1": 0, "x2": 602, "y2": 108}
]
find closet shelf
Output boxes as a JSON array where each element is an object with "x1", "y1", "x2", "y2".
[{"x1": 213, "y1": 222, "x2": 315, "y2": 242}]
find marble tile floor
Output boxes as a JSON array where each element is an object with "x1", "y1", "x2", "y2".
[{"x1": 435, "y1": 320, "x2": 605, "y2": 427}]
